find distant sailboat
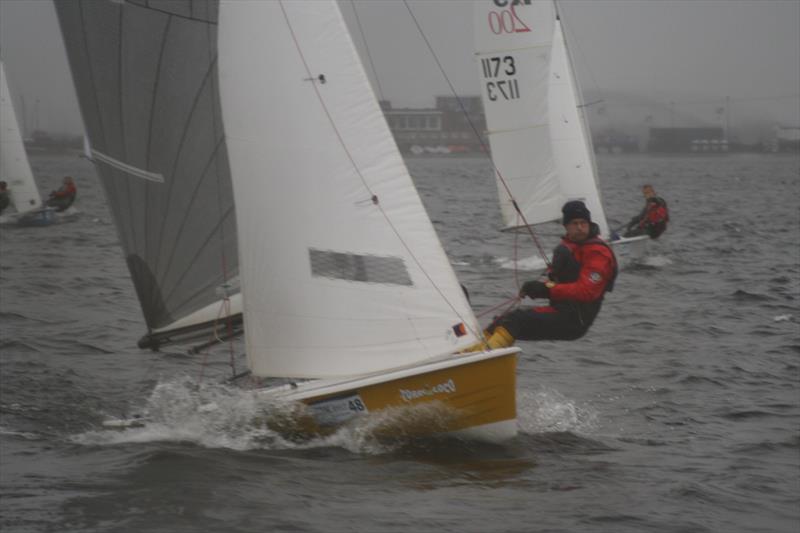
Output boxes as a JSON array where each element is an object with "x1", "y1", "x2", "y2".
[
  {"x1": 218, "y1": 0, "x2": 519, "y2": 441},
  {"x1": 474, "y1": 0, "x2": 647, "y2": 260},
  {"x1": 54, "y1": 0, "x2": 242, "y2": 349},
  {"x1": 0, "y1": 59, "x2": 54, "y2": 226}
]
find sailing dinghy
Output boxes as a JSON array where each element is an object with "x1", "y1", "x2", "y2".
[
  {"x1": 474, "y1": 0, "x2": 647, "y2": 264},
  {"x1": 0, "y1": 59, "x2": 56, "y2": 227},
  {"x1": 218, "y1": 0, "x2": 519, "y2": 442},
  {"x1": 55, "y1": 1, "x2": 243, "y2": 350}
]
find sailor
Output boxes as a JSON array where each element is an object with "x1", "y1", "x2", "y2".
[
  {"x1": 623, "y1": 184, "x2": 669, "y2": 239},
  {"x1": 46, "y1": 176, "x2": 77, "y2": 212},
  {"x1": 477, "y1": 200, "x2": 618, "y2": 349},
  {"x1": 0, "y1": 181, "x2": 9, "y2": 215}
]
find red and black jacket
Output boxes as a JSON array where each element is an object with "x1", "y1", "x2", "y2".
[
  {"x1": 640, "y1": 197, "x2": 669, "y2": 238},
  {"x1": 52, "y1": 182, "x2": 77, "y2": 199},
  {"x1": 545, "y1": 223, "x2": 618, "y2": 330}
]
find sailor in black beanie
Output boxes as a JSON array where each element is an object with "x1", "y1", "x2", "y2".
[
  {"x1": 475, "y1": 200, "x2": 618, "y2": 349},
  {"x1": 561, "y1": 200, "x2": 591, "y2": 225}
]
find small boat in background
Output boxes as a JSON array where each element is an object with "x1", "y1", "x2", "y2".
[{"x1": 0, "y1": 59, "x2": 57, "y2": 227}]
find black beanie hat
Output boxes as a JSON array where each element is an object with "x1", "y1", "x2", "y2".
[{"x1": 562, "y1": 200, "x2": 591, "y2": 225}]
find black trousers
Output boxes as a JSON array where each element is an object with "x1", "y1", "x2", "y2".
[
  {"x1": 623, "y1": 225, "x2": 646, "y2": 238},
  {"x1": 492, "y1": 307, "x2": 588, "y2": 341}
]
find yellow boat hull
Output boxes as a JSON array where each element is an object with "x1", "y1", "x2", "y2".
[{"x1": 259, "y1": 348, "x2": 519, "y2": 443}]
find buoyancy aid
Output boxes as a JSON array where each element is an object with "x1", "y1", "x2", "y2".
[
  {"x1": 641, "y1": 197, "x2": 669, "y2": 238},
  {"x1": 48, "y1": 182, "x2": 77, "y2": 212},
  {"x1": 546, "y1": 223, "x2": 618, "y2": 329}
]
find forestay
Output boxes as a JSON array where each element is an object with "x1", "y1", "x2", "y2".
[
  {"x1": 218, "y1": 0, "x2": 480, "y2": 379},
  {"x1": 55, "y1": 1, "x2": 239, "y2": 333},
  {"x1": 474, "y1": 0, "x2": 609, "y2": 237},
  {"x1": 0, "y1": 60, "x2": 42, "y2": 214}
]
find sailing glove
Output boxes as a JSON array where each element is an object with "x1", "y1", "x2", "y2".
[{"x1": 520, "y1": 280, "x2": 550, "y2": 299}]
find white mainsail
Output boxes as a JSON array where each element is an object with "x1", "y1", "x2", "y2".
[
  {"x1": 474, "y1": 0, "x2": 609, "y2": 237},
  {"x1": 218, "y1": 0, "x2": 480, "y2": 379},
  {"x1": 0, "y1": 60, "x2": 42, "y2": 215},
  {"x1": 549, "y1": 15, "x2": 609, "y2": 237}
]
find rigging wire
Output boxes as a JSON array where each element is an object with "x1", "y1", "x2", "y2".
[
  {"x1": 196, "y1": 294, "x2": 238, "y2": 384},
  {"x1": 400, "y1": 0, "x2": 551, "y2": 267},
  {"x1": 206, "y1": 5, "x2": 239, "y2": 380},
  {"x1": 349, "y1": 0, "x2": 386, "y2": 104}
]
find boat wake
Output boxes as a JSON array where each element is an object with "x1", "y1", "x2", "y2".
[
  {"x1": 0, "y1": 207, "x2": 81, "y2": 227},
  {"x1": 517, "y1": 387, "x2": 599, "y2": 435},
  {"x1": 497, "y1": 254, "x2": 548, "y2": 272},
  {"x1": 73, "y1": 377, "x2": 473, "y2": 455},
  {"x1": 74, "y1": 378, "x2": 600, "y2": 455},
  {"x1": 627, "y1": 254, "x2": 673, "y2": 269}
]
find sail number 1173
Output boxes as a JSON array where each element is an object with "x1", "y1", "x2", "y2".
[{"x1": 481, "y1": 55, "x2": 520, "y2": 102}]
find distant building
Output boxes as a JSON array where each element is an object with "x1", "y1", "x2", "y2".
[
  {"x1": 766, "y1": 125, "x2": 800, "y2": 153},
  {"x1": 23, "y1": 129, "x2": 82, "y2": 153},
  {"x1": 382, "y1": 96, "x2": 486, "y2": 155},
  {"x1": 593, "y1": 129, "x2": 640, "y2": 153},
  {"x1": 647, "y1": 127, "x2": 727, "y2": 153}
]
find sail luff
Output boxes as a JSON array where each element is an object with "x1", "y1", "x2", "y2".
[
  {"x1": 559, "y1": 17, "x2": 608, "y2": 235},
  {"x1": 549, "y1": 18, "x2": 609, "y2": 237}
]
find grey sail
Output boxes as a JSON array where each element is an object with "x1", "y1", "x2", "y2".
[{"x1": 55, "y1": 0, "x2": 241, "y2": 348}]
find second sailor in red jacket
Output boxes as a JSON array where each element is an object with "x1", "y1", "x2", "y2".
[{"x1": 482, "y1": 200, "x2": 618, "y2": 349}]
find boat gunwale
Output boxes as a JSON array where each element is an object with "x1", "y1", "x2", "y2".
[
  {"x1": 609, "y1": 234, "x2": 650, "y2": 246},
  {"x1": 254, "y1": 347, "x2": 520, "y2": 402}
]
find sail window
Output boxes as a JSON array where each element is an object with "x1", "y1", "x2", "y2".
[{"x1": 309, "y1": 249, "x2": 412, "y2": 286}]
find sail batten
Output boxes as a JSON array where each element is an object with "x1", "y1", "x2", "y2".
[{"x1": 91, "y1": 149, "x2": 165, "y2": 182}]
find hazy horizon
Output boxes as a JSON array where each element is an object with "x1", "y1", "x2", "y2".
[{"x1": 1, "y1": 0, "x2": 798, "y2": 138}]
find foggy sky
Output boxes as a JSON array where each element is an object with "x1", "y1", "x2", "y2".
[{"x1": 1, "y1": 0, "x2": 798, "y2": 136}]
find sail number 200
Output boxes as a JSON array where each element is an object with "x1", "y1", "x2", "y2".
[
  {"x1": 487, "y1": 3, "x2": 531, "y2": 35},
  {"x1": 482, "y1": 56, "x2": 520, "y2": 101}
]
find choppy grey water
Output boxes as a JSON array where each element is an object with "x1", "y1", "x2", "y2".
[{"x1": 1, "y1": 152, "x2": 798, "y2": 533}]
